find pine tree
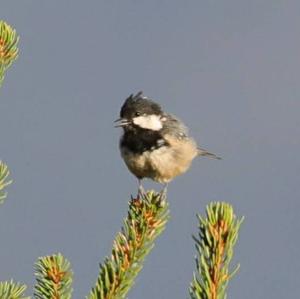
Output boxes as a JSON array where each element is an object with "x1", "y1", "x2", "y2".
[{"x1": 0, "y1": 20, "x2": 243, "y2": 299}]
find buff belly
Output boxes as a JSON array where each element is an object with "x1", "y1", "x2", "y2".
[{"x1": 121, "y1": 136, "x2": 198, "y2": 183}]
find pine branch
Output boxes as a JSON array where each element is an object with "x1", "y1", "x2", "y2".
[
  {"x1": 34, "y1": 253, "x2": 73, "y2": 299},
  {"x1": 0, "y1": 280, "x2": 29, "y2": 299},
  {"x1": 87, "y1": 191, "x2": 169, "y2": 299},
  {"x1": 0, "y1": 160, "x2": 13, "y2": 204},
  {"x1": 189, "y1": 202, "x2": 244, "y2": 299},
  {"x1": 0, "y1": 20, "x2": 19, "y2": 87}
]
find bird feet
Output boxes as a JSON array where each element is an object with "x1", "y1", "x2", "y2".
[
  {"x1": 137, "y1": 184, "x2": 146, "y2": 198},
  {"x1": 159, "y1": 183, "x2": 168, "y2": 201},
  {"x1": 135, "y1": 180, "x2": 168, "y2": 204}
]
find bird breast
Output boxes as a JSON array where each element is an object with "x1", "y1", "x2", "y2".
[{"x1": 120, "y1": 134, "x2": 198, "y2": 183}]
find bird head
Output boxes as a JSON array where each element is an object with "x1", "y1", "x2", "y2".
[{"x1": 115, "y1": 91, "x2": 164, "y2": 131}]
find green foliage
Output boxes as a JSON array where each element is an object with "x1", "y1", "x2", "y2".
[
  {"x1": 0, "y1": 160, "x2": 13, "y2": 204},
  {"x1": 87, "y1": 191, "x2": 169, "y2": 299},
  {"x1": 190, "y1": 202, "x2": 243, "y2": 299},
  {"x1": 34, "y1": 253, "x2": 73, "y2": 299},
  {"x1": 0, "y1": 20, "x2": 19, "y2": 87},
  {"x1": 0, "y1": 18, "x2": 244, "y2": 299},
  {"x1": 0, "y1": 183, "x2": 243, "y2": 299},
  {"x1": 0, "y1": 280, "x2": 29, "y2": 299}
]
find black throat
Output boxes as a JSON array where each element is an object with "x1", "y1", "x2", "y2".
[{"x1": 121, "y1": 128, "x2": 168, "y2": 154}]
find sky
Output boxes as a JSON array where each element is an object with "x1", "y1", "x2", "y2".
[{"x1": 0, "y1": 1, "x2": 299, "y2": 298}]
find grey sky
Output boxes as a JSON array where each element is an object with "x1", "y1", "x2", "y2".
[{"x1": 0, "y1": 1, "x2": 299, "y2": 298}]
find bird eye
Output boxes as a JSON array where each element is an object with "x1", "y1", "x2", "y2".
[{"x1": 135, "y1": 112, "x2": 141, "y2": 116}]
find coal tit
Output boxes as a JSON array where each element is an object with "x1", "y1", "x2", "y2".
[{"x1": 115, "y1": 91, "x2": 220, "y2": 195}]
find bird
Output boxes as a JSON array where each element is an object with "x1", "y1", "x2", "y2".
[{"x1": 115, "y1": 91, "x2": 221, "y2": 197}]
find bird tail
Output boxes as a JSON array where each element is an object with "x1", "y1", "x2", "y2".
[{"x1": 198, "y1": 147, "x2": 222, "y2": 160}]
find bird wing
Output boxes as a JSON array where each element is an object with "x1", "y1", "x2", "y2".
[{"x1": 161, "y1": 114, "x2": 189, "y2": 139}]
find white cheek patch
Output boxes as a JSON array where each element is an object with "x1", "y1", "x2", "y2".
[{"x1": 133, "y1": 114, "x2": 163, "y2": 131}]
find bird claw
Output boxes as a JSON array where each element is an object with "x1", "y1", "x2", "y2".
[
  {"x1": 137, "y1": 184, "x2": 146, "y2": 199},
  {"x1": 159, "y1": 184, "x2": 168, "y2": 202}
]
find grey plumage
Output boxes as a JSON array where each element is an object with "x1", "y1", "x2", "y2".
[{"x1": 116, "y1": 91, "x2": 221, "y2": 189}]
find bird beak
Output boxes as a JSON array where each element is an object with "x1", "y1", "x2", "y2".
[{"x1": 114, "y1": 118, "x2": 130, "y2": 128}]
